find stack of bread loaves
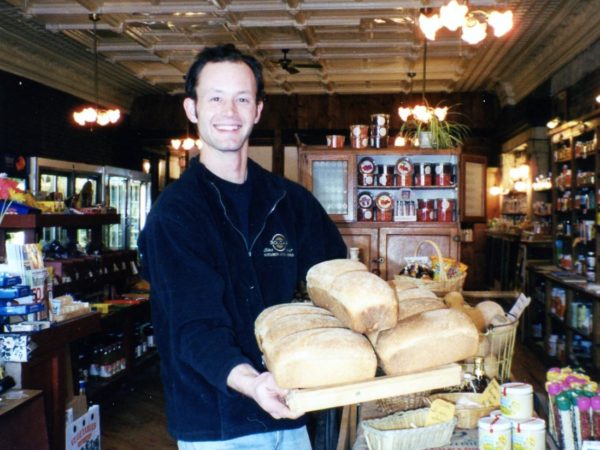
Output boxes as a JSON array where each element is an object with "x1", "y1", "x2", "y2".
[{"x1": 255, "y1": 259, "x2": 479, "y2": 389}]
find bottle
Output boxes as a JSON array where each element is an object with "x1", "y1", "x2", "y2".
[{"x1": 472, "y1": 357, "x2": 490, "y2": 393}]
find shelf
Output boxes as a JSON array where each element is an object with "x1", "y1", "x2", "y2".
[
  {"x1": 0, "y1": 213, "x2": 121, "y2": 229},
  {"x1": 356, "y1": 185, "x2": 457, "y2": 190},
  {"x1": 565, "y1": 324, "x2": 592, "y2": 339}
]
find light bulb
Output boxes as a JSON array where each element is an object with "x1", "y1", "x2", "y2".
[
  {"x1": 398, "y1": 107, "x2": 412, "y2": 122},
  {"x1": 434, "y1": 107, "x2": 448, "y2": 121},
  {"x1": 419, "y1": 12, "x2": 442, "y2": 41},
  {"x1": 440, "y1": 0, "x2": 468, "y2": 32},
  {"x1": 182, "y1": 137, "x2": 195, "y2": 150},
  {"x1": 171, "y1": 139, "x2": 182, "y2": 150},
  {"x1": 461, "y1": 18, "x2": 487, "y2": 44},
  {"x1": 488, "y1": 10, "x2": 513, "y2": 37}
]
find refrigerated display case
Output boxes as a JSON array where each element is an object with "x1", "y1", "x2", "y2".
[{"x1": 104, "y1": 166, "x2": 151, "y2": 250}]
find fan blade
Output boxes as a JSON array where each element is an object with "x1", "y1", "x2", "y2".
[{"x1": 285, "y1": 65, "x2": 300, "y2": 75}]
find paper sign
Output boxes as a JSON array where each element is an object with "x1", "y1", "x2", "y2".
[
  {"x1": 425, "y1": 399, "x2": 456, "y2": 426},
  {"x1": 480, "y1": 378, "x2": 500, "y2": 406}
]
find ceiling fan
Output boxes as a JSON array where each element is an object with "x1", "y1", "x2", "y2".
[{"x1": 276, "y1": 49, "x2": 322, "y2": 74}]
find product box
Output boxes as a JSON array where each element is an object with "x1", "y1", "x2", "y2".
[
  {"x1": 0, "y1": 333, "x2": 32, "y2": 362},
  {"x1": 66, "y1": 404, "x2": 101, "y2": 450}
]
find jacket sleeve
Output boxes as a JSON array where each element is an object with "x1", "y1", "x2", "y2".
[
  {"x1": 139, "y1": 212, "x2": 251, "y2": 395},
  {"x1": 295, "y1": 192, "x2": 347, "y2": 281}
]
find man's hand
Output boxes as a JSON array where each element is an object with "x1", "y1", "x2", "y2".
[{"x1": 227, "y1": 363, "x2": 304, "y2": 420}]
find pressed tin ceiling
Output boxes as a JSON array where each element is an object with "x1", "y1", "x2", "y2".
[{"x1": 0, "y1": 0, "x2": 599, "y2": 112}]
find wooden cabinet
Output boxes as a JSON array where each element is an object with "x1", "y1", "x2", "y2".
[{"x1": 299, "y1": 146, "x2": 461, "y2": 279}]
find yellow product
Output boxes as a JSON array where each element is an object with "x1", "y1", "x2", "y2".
[
  {"x1": 512, "y1": 418, "x2": 545, "y2": 450},
  {"x1": 499, "y1": 382, "x2": 533, "y2": 419}
]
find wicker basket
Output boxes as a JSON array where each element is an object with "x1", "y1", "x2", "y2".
[
  {"x1": 395, "y1": 240, "x2": 467, "y2": 296},
  {"x1": 375, "y1": 391, "x2": 431, "y2": 414},
  {"x1": 427, "y1": 392, "x2": 498, "y2": 429},
  {"x1": 482, "y1": 318, "x2": 518, "y2": 383},
  {"x1": 362, "y1": 408, "x2": 457, "y2": 450}
]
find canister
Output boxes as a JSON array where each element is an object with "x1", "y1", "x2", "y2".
[
  {"x1": 375, "y1": 192, "x2": 394, "y2": 222},
  {"x1": 511, "y1": 418, "x2": 546, "y2": 450},
  {"x1": 369, "y1": 113, "x2": 389, "y2": 148},
  {"x1": 357, "y1": 192, "x2": 374, "y2": 222},
  {"x1": 349, "y1": 124, "x2": 369, "y2": 149},
  {"x1": 478, "y1": 416, "x2": 512, "y2": 450},
  {"x1": 437, "y1": 198, "x2": 456, "y2": 222},
  {"x1": 500, "y1": 382, "x2": 533, "y2": 419},
  {"x1": 414, "y1": 163, "x2": 432, "y2": 186}
]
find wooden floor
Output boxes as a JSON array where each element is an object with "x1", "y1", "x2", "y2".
[{"x1": 99, "y1": 341, "x2": 549, "y2": 449}]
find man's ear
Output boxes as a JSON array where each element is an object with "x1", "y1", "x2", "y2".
[{"x1": 183, "y1": 98, "x2": 198, "y2": 123}]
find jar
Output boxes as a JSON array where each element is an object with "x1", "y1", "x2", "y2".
[
  {"x1": 357, "y1": 192, "x2": 374, "y2": 222},
  {"x1": 358, "y1": 157, "x2": 376, "y2": 186},
  {"x1": 478, "y1": 416, "x2": 512, "y2": 450},
  {"x1": 500, "y1": 382, "x2": 533, "y2": 419},
  {"x1": 374, "y1": 192, "x2": 394, "y2": 222},
  {"x1": 512, "y1": 418, "x2": 546, "y2": 450},
  {"x1": 416, "y1": 199, "x2": 435, "y2": 222},
  {"x1": 377, "y1": 165, "x2": 394, "y2": 186},
  {"x1": 414, "y1": 163, "x2": 432, "y2": 186},
  {"x1": 436, "y1": 198, "x2": 456, "y2": 222},
  {"x1": 396, "y1": 158, "x2": 413, "y2": 187},
  {"x1": 435, "y1": 163, "x2": 453, "y2": 186}
]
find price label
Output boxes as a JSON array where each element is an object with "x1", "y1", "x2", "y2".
[{"x1": 425, "y1": 399, "x2": 455, "y2": 426}]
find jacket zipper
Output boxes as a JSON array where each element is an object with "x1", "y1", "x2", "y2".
[{"x1": 210, "y1": 182, "x2": 286, "y2": 257}]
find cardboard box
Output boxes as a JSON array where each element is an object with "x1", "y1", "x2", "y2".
[{"x1": 66, "y1": 404, "x2": 100, "y2": 450}]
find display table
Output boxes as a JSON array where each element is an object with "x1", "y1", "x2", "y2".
[{"x1": 0, "y1": 388, "x2": 49, "y2": 450}]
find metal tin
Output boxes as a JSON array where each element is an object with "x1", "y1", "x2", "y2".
[
  {"x1": 358, "y1": 173, "x2": 375, "y2": 186},
  {"x1": 416, "y1": 199, "x2": 435, "y2": 222},
  {"x1": 358, "y1": 191, "x2": 374, "y2": 222},
  {"x1": 396, "y1": 158, "x2": 413, "y2": 186},
  {"x1": 358, "y1": 207, "x2": 374, "y2": 221},
  {"x1": 349, "y1": 124, "x2": 369, "y2": 149},
  {"x1": 369, "y1": 113, "x2": 389, "y2": 148},
  {"x1": 358, "y1": 157, "x2": 376, "y2": 174}
]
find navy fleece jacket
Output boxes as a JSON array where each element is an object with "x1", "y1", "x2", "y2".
[{"x1": 138, "y1": 157, "x2": 347, "y2": 442}]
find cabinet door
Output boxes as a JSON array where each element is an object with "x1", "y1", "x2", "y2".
[
  {"x1": 378, "y1": 226, "x2": 460, "y2": 280},
  {"x1": 338, "y1": 226, "x2": 378, "y2": 272},
  {"x1": 300, "y1": 151, "x2": 355, "y2": 222}
]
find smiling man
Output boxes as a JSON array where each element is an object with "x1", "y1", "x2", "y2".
[{"x1": 138, "y1": 44, "x2": 347, "y2": 450}]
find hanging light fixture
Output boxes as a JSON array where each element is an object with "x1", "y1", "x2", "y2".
[
  {"x1": 170, "y1": 119, "x2": 202, "y2": 151},
  {"x1": 397, "y1": 40, "x2": 448, "y2": 124},
  {"x1": 418, "y1": 1, "x2": 513, "y2": 45},
  {"x1": 73, "y1": 14, "x2": 121, "y2": 127}
]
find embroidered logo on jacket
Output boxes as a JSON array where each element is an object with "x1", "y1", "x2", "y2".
[{"x1": 263, "y1": 233, "x2": 295, "y2": 258}]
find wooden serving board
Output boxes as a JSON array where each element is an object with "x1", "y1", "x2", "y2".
[{"x1": 285, "y1": 363, "x2": 461, "y2": 413}]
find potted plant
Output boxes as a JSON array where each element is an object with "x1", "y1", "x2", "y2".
[{"x1": 399, "y1": 103, "x2": 470, "y2": 149}]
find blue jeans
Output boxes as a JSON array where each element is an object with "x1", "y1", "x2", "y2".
[{"x1": 177, "y1": 426, "x2": 312, "y2": 450}]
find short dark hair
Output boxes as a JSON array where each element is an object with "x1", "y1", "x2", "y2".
[{"x1": 184, "y1": 44, "x2": 265, "y2": 102}]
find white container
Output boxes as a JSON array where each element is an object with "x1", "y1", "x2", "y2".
[
  {"x1": 500, "y1": 382, "x2": 533, "y2": 419},
  {"x1": 512, "y1": 417, "x2": 546, "y2": 450},
  {"x1": 489, "y1": 409, "x2": 503, "y2": 418},
  {"x1": 478, "y1": 416, "x2": 511, "y2": 450}
]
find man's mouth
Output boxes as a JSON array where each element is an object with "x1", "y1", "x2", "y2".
[{"x1": 214, "y1": 124, "x2": 241, "y2": 131}]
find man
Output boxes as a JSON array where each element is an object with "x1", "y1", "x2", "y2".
[{"x1": 138, "y1": 44, "x2": 347, "y2": 449}]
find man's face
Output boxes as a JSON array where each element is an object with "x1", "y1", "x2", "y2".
[{"x1": 184, "y1": 61, "x2": 263, "y2": 154}]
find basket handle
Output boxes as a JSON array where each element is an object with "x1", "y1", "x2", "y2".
[{"x1": 414, "y1": 240, "x2": 447, "y2": 281}]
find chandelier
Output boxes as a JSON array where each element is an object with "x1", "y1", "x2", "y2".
[
  {"x1": 73, "y1": 14, "x2": 121, "y2": 127},
  {"x1": 419, "y1": 0, "x2": 513, "y2": 45},
  {"x1": 397, "y1": 40, "x2": 447, "y2": 124},
  {"x1": 170, "y1": 137, "x2": 202, "y2": 151}
]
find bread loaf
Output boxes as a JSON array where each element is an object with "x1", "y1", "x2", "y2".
[
  {"x1": 255, "y1": 302, "x2": 332, "y2": 347},
  {"x1": 306, "y1": 259, "x2": 367, "y2": 303},
  {"x1": 371, "y1": 308, "x2": 478, "y2": 376},
  {"x1": 395, "y1": 287, "x2": 438, "y2": 302},
  {"x1": 310, "y1": 269, "x2": 397, "y2": 333},
  {"x1": 264, "y1": 327, "x2": 377, "y2": 388},
  {"x1": 259, "y1": 313, "x2": 343, "y2": 353},
  {"x1": 397, "y1": 297, "x2": 446, "y2": 322}
]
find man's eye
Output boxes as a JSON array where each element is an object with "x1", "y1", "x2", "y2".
[
  {"x1": 238, "y1": 97, "x2": 251, "y2": 103},
  {"x1": 210, "y1": 97, "x2": 221, "y2": 102}
]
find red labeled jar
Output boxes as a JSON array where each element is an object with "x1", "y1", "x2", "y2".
[
  {"x1": 396, "y1": 158, "x2": 413, "y2": 187},
  {"x1": 375, "y1": 192, "x2": 394, "y2": 222},
  {"x1": 414, "y1": 163, "x2": 432, "y2": 186},
  {"x1": 416, "y1": 199, "x2": 435, "y2": 222},
  {"x1": 358, "y1": 157, "x2": 376, "y2": 186},
  {"x1": 435, "y1": 163, "x2": 453, "y2": 186},
  {"x1": 357, "y1": 192, "x2": 374, "y2": 221},
  {"x1": 436, "y1": 198, "x2": 456, "y2": 222}
]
